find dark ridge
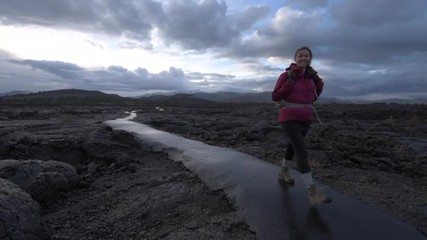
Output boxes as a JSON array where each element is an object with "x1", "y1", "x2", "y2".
[
  {"x1": 1, "y1": 89, "x2": 426, "y2": 106},
  {"x1": 140, "y1": 93, "x2": 222, "y2": 107},
  {"x1": 2, "y1": 89, "x2": 118, "y2": 99},
  {"x1": 0, "y1": 90, "x2": 32, "y2": 97},
  {"x1": 0, "y1": 89, "x2": 139, "y2": 107}
]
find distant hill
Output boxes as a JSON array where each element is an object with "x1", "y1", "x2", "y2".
[
  {"x1": 155, "y1": 92, "x2": 427, "y2": 104},
  {"x1": 140, "y1": 93, "x2": 221, "y2": 107},
  {"x1": 139, "y1": 91, "x2": 363, "y2": 104},
  {"x1": 0, "y1": 90, "x2": 32, "y2": 97},
  {"x1": 2, "y1": 89, "x2": 120, "y2": 99},
  {"x1": 204, "y1": 91, "x2": 271, "y2": 103},
  {"x1": 0, "y1": 89, "x2": 138, "y2": 106},
  {"x1": 191, "y1": 91, "x2": 247, "y2": 102},
  {"x1": 371, "y1": 98, "x2": 427, "y2": 104},
  {"x1": 2, "y1": 89, "x2": 426, "y2": 105},
  {"x1": 1, "y1": 89, "x2": 225, "y2": 107}
]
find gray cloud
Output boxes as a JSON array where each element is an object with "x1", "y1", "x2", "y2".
[
  {"x1": 0, "y1": 58, "x2": 71, "y2": 91},
  {"x1": 3, "y1": 58, "x2": 194, "y2": 94},
  {"x1": 226, "y1": 1, "x2": 427, "y2": 62},
  {"x1": 330, "y1": 0, "x2": 426, "y2": 27},
  {"x1": 0, "y1": 0, "x2": 157, "y2": 40},
  {"x1": 1, "y1": 0, "x2": 426, "y2": 100},
  {"x1": 218, "y1": 0, "x2": 427, "y2": 100},
  {"x1": 1, "y1": 0, "x2": 425, "y2": 59},
  {"x1": 0, "y1": 0, "x2": 268, "y2": 51},
  {"x1": 9, "y1": 60, "x2": 84, "y2": 80},
  {"x1": 286, "y1": 0, "x2": 329, "y2": 9},
  {"x1": 1, "y1": 53, "x2": 270, "y2": 95},
  {"x1": 154, "y1": 1, "x2": 269, "y2": 50}
]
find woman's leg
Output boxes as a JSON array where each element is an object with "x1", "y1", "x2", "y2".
[
  {"x1": 281, "y1": 121, "x2": 331, "y2": 205},
  {"x1": 284, "y1": 142, "x2": 294, "y2": 162},
  {"x1": 278, "y1": 121, "x2": 308, "y2": 183},
  {"x1": 281, "y1": 121, "x2": 311, "y2": 173}
]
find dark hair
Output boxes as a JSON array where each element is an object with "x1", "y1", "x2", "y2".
[{"x1": 294, "y1": 46, "x2": 313, "y2": 66}]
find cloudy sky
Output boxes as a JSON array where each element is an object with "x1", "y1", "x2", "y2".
[{"x1": 1, "y1": 0, "x2": 426, "y2": 100}]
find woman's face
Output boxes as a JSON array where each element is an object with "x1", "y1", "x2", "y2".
[{"x1": 295, "y1": 49, "x2": 311, "y2": 68}]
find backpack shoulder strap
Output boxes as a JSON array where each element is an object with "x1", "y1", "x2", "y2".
[{"x1": 286, "y1": 70, "x2": 296, "y2": 81}]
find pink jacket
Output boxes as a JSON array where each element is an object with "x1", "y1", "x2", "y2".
[{"x1": 272, "y1": 63, "x2": 324, "y2": 122}]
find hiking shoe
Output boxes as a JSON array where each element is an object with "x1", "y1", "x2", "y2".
[
  {"x1": 278, "y1": 167, "x2": 294, "y2": 184},
  {"x1": 308, "y1": 186, "x2": 332, "y2": 205}
]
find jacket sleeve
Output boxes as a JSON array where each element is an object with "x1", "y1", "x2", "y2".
[{"x1": 272, "y1": 72, "x2": 296, "y2": 101}]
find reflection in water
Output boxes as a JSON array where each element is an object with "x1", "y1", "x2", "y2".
[
  {"x1": 279, "y1": 180, "x2": 332, "y2": 240},
  {"x1": 305, "y1": 207, "x2": 331, "y2": 236}
]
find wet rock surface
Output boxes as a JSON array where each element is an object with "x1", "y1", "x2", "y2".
[
  {"x1": 133, "y1": 103, "x2": 427, "y2": 237},
  {"x1": 0, "y1": 106, "x2": 255, "y2": 239},
  {"x1": 1, "y1": 103, "x2": 426, "y2": 238}
]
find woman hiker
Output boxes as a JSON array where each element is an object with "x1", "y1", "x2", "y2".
[{"x1": 272, "y1": 46, "x2": 332, "y2": 205}]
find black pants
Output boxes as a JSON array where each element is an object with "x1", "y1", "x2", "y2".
[{"x1": 280, "y1": 121, "x2": 312, "y2": 174}]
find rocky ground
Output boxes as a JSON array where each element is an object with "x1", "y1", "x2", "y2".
[
  {"x1": 0, "y1": 106, "x2": 255, "y2": 240},
  {"x1": 133, "y1": 103, "x2": 427, "y2": 237},
  {"x1": 0, "y1": 103, "x2": 426, "y2": 239}
]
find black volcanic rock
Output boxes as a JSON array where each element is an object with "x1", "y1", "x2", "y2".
[
  {"x1": 0, "y1": 178, "x2": 50, "y2": 240},
  {"x1": 0, "y1": 160, "x2": 79, "y2": 203},
  {"x1": 0, "y1": 104, "x2": 426, "y2": 238},
  {"x1": 0, "y1": 107, "x2": 256, "y2": 239}
]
